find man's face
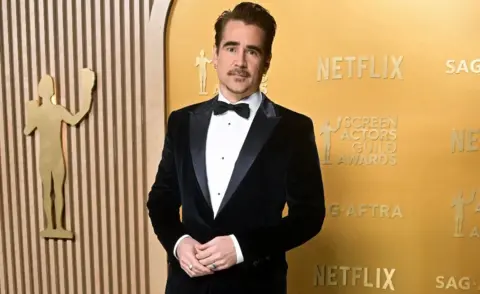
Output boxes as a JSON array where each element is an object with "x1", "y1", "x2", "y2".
[{"x1": 213, "y1": 20, "x2": 271, "y2": 100}]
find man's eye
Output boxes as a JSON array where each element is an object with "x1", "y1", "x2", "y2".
[
  {"x1": 226, "y1": 47, "x2": 236, "y2": 52},
  {"x1": 248, "y1": 50, "x2": 258, "y2": 56}
]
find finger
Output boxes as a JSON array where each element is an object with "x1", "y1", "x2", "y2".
[
  {"x1": 198, "y1": 253, "x2": 220, "y2": 267},
  {"x1": 212, "y1": 263, "x2": 229, "y2": 271},
  {"x1": 213, "y1": 258, "x2": 225, "y2": 267},
  {"x1": 181, "y1": 253, "x2": 209, "y2": 277},
  {"x1": 180, "y1": 263, "x2": 194, "y2": 277},
  {"x1": 208, "y1": 259, "x2": 224, "y2": 271},
  {"x1": 195, "y1": 244, "x2": 208, "y2": 251},
  {"x1": 211, "y1": 259, "x2": 230, "y2": 271},
  {"x1": 183, "y1": 261, "x2": 211, "y2": 277},
  {"x1": 196, "y1": 238, "x2": 216, "y2": 251},
  {"x1": 182, "y1": 259, "x2": 200, "y2": 276},
  {"x1": 185, "y1": 254, "x2": 213, "y2": 275},
  {"x1": 195, "y1": 247, "x2": 214, "y2": 260},
  {"x1": 180, "y1": 259, "x2": 196, "y2": 277},
  {"x1": 192, "y1": 259, "x2": 214, "y2": 275}
]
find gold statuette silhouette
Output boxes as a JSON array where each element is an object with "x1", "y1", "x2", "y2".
[
  {"x1": 452, "y1": 190, "x2": 476, "y2": 237},
  {"x1": 24, "y1": 68, "x2": 96, "y2": 240},
  {"x1": 319, "y1": 117, "x2": 342, "y2": 164},
  {"x1": 195, "y1": 49, "x2": 212, "y2": 95}
]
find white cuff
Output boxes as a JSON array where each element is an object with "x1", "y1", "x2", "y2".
[
  {"x1": 229, "y1": 234, "x2": 244, "y2": 264},
  {"x1": 173, "y1": 235, "x2": 190, "y2": 259}
]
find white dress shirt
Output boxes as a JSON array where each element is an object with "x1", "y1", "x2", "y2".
[{"x1": 173, "y1": 90, "x2": 263, "y2": 265}]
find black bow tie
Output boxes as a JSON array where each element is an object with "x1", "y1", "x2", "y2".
[{"x1": 213, "y1": 100, "x2": 250, "y2": 119}]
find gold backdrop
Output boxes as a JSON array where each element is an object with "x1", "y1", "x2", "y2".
[{"x1": 165, "y1": 1, "x2": 480, "y2": 293}]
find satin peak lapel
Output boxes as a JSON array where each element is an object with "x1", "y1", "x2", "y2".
[
  {"x1": 189, "y1": 98, "x2": 217, "y2": 210},
  {"x1": 217, "y1": 96, "x2": 281, "y2": 215}
]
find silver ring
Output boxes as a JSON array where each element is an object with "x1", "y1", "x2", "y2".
[
  {"x1": 211, "y1": 263, "x2": 217, "y2": 270},
  {"x1": 188, "y1": 264, "x2": 193, "y2": 270}
]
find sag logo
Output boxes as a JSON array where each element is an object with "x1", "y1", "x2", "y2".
[
  {"x1": 445, "y1": 59, "x2": 480, "y2": 74},
  {"x1": 316, "y1": 55, "x2": 404, "y2": 81},
  {"x1": 314, "y1": 264, "x2": 396, "y2": 290},
  {"x1": 452, "y1": 190, "x2": 479, "y2": 238},
  {"x1": 436, "y1": 276, "x2": 480, "y2": 291},
  {"x1": 24, "y1": 68, "x2": 96, "y2": 240},
  {"x1": 451, "y1": 128, "x2": 479, "y2": 153},
  {"x1": 318, "y1": 116, "x2": 397, "y2": 166},
  {"x1": 195, "y1": 49, "x2": 213, "y2": 95}
]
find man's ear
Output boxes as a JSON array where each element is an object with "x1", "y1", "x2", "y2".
[{"x1": 212, "y1": 46, "x2": 218, "y2": 68}]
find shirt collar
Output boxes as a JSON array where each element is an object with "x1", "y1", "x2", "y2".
[{"x1": 218, "y1": 90, "x2": 262, "y2": 114}]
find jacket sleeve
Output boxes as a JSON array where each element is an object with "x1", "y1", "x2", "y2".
[
  {"x1": 234, "y1": 116, "x2": 326, "y2": 263},
  {"x1": 146, "y1": 110, "x2": 186, "y2": 258}
]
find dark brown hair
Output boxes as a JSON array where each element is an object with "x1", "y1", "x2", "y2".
[{"x1": 214, "y1": 2, "x2": 277, "y2": 58}]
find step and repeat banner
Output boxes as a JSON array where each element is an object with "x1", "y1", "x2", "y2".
[{"x1": 165, "y1": 1, "x2": 480, "y2": 293}]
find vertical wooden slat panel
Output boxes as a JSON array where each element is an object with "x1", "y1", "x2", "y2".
[
  {"x1": 84, "y1": 0, "x2": 103, "y2": 292},
  {"x1": 73, "y1": 0, "x2": 88, "y2": 293},
  {"x1": 2, "y1": 1, "x2": 18, "y2": 293},
  {"x1": 64, "y1": 1, "x2": 80, "y2": 294},
  {"x1": 36, "y1": 0, "x2": 50, "y2": 292},
  {"x1": 84, "y1": 0, "x2": 95, "y2": 290},
  {"x1": 123, "y1": 0, "x2": 137, "y2": 292},
  {"x1": 55, "y1": 1, "x2": 74, "y2": 293},
  {"x1": 0, "y1": 201, "x2": 5, "y2": 294},
  {"x1": 0, "y1": 2, "x2": 10, "y2": 293},
  {"x1": 46, "y1": 0, "x2": 59, "y2": 292},
  {"x1": 72, "y1": 39, "x2": 84, "y2": 294},
  {"x1": 113, "y1": 1, "x2": 127, "y2": 293},
  {"x1": 47, "y1": 0, "x2": 60, "y2": 293},
  {"x1": 10, "y1": 0, "x2": 27, "y2": 292},
  {"x1": 25, "y1": 1, "x2": 44, "y2": 293},
  {"x1": 136, "y1": 0, "x2": 148, "y2": 292},
  {"x1": 1, "y1": 0, "x2": 155, "y2": 293},
  {"x1": 79, "y1": 0, "x2": 93, "y2": 293},
  {"x1": 0, "y1": 122, "x2": 6, "y2": 294},
  {"x1": 96, "y1": 1, "x2": 111, "y2": 293},
  {"x1": 55, "y1": 0, "x2": 68, "y2": 293},
  {"x1": 19, "y1": 0, "x2": 38, "y2": 293},
  {"x1": 29, "y1": 1, "x2": 44, "y2": 292},
  {"x1": 104, "y1": 0, "x2": 120, "y2": 293},
  {"x1": 5, "y1": 21, "x2": 18, "y2": 294},
  {"x1": 17, "y1": 0, "x2": 33, "y2": 291}
]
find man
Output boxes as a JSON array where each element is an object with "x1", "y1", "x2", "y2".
[{"x1": 147, "y1": 2, "x2": 325, "y2": 293}]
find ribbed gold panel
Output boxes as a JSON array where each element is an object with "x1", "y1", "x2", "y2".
[{"x1": 0, "y1": 0, "x2": 155, "y2": 293}]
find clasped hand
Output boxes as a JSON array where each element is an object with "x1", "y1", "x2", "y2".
[{"x1": 176, "y1": 236, "x2": 237, "y2": 278}]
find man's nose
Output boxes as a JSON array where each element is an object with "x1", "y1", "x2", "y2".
[{"x1": 234, "y1": 50, "x2": 247, "y2": 67}]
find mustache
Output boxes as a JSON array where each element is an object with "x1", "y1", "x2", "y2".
[{"x1": 228, "y1": 69, "x2": 250, "y2": 77}]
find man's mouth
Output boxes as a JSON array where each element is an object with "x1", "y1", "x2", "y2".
[{"x1": 229, "y1": 71, "x2": 250, "y2": 78}]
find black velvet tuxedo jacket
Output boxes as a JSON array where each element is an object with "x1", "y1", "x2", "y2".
[{"x1": 147, "y1": 94, "x2": 326, "y2": 294}]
